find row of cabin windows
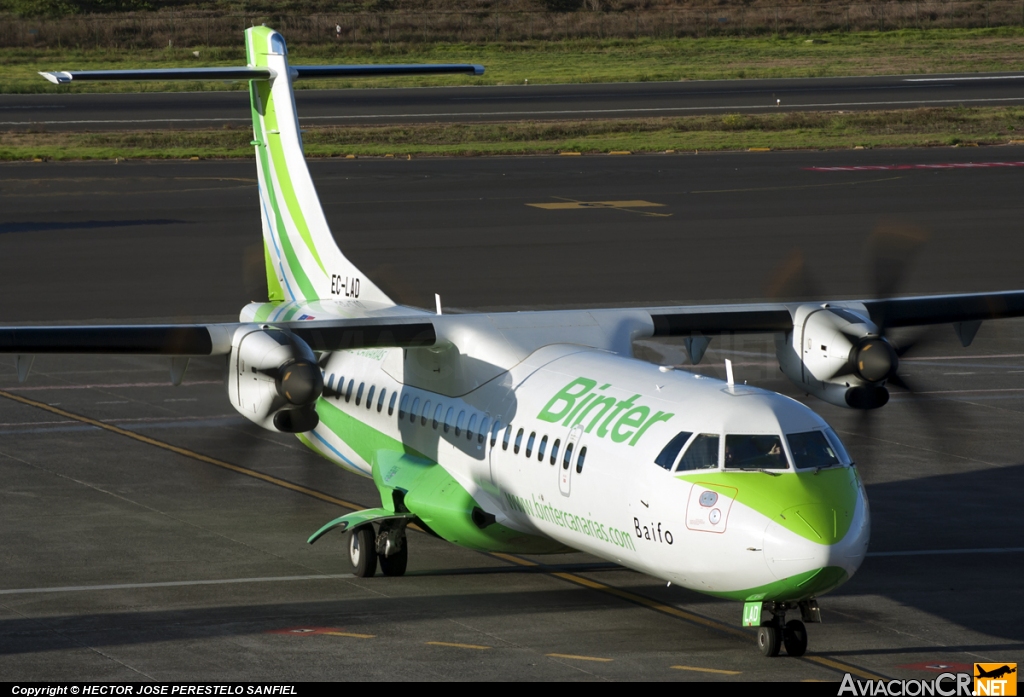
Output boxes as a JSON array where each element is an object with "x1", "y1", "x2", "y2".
[
  {"x1": 500, "y1": 425, "x2": 588, "y2": 474},
  {"x1": 324, "y1": 372, "x2": 588, "y2": 472},
  {"x1": 324, "y1": 372, "x2": 491, "y2": 443}
]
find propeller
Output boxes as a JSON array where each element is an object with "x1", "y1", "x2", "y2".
[{"x1": 766, "y1": 223, "x2": 972, "y2": 478}]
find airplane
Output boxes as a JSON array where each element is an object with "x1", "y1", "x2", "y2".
[
  {"x1": 976, "y1": 666, "x2": 1017, "y2": 680},
  {"x1": 9, "y1": 26, "x2": 1024, "y2": 658}
]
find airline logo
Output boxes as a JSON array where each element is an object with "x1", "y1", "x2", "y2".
[
  {"x1": 537, "y1": 377, "x2": 674, "y2": 447},
  {"x1": 975, "y1": 664, "x2": 1017, "y2": 696}
]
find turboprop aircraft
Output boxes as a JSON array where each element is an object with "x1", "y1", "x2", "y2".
[{"x1": 9, "y1": 26, "x2": 1024, "y2": 658}]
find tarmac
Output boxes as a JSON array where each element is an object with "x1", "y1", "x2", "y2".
[{"x1": 0, "y1": 148, "x2": 1022, "y2": 680}]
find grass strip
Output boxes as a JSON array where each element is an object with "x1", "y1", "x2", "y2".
[
  {"x1": 4, "y1": 106, "x2": 1024, "y2": 161},
  {"x1": 8, "y1": 28, "x2": 1024, "y2": 94}
]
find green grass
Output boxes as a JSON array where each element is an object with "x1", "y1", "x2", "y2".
[
  {"x1": 9, "y1": 27, "x2": 1024, "y2": 94},
  {"x1": 5, "y1": 106, "x2": 1023, "y2": 160}
]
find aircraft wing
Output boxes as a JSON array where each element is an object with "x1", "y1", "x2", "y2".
[
  {"x1": 645, "y1": 289, "x2": 1024, "y2": 336},
  {"x1": 0, "y1": 318, "x2": 438, "y2": 356}
]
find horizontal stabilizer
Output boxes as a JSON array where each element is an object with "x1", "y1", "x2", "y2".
[
  {"x1": 40, "y1": 63, "x2": 483, "y2": 85},
  {"x1": 40, "y1": 67, "x2": 274, "y2": 84},
  {"x1": 293, "y1": 64, "x2": 484, "y2": 79}
]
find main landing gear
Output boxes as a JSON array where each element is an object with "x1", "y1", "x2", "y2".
[
  {"x1": 750, "y1": 599, "x2": 819, "y2": 657},
  {"x1": 348, "y1": 521, "x2": 409, "y2": 578}
]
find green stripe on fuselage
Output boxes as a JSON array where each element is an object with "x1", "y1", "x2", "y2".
[{"x1": 313, "y1": 399, "x2": 564, "y2": 554}]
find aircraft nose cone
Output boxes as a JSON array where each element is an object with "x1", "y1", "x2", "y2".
[{"x1": 762, "y1": 498, "x2": 870, "y2": 596}]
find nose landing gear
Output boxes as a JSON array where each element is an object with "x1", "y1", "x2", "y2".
[{"x1": 746, "y1": 599, "x2": 819, "y2": 657}]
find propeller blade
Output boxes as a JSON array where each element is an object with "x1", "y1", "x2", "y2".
[
  {"x1": 866, "y1": 222, "x2": 929, "y2": 311},
  {"x1": 765, "y1": 248, "x2": 821, "y2": 301}
]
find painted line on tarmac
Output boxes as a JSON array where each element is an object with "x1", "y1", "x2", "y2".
[
  {"x1": 546, "y1": 653, "x2": 612, "y2": 662},
  {"x1": 7, "y1": 95, "x2": 1024, "y2": 128},
  {"x1": 808, "y1": 162, "x2": 1024, "y2": 172},
  {"x1": 0, "y1": 388, "x2": 365, "y2": 511},
  {"x1": 869, "y1": 547, "x2": 1024, "y2": 557},
  {"x1": 427, "y1": 641, "x2": 492, "y2": 650},
  {"x1": 0, "y1": 574, "x2": 355, "y2": 595},
  {"x1": 672, "y1": 665, "x2": 741, "y2": 675},
  {"x1": 904, "y1": 75, "x2": 1024, "y2": 81}
]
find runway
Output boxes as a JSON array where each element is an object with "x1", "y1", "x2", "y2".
[
  {"x1": 5, "y1": 72, "x2": 1024, "y2": 131},
  {"x1": 1, "y1": 149, "x2": 1023, "y2": 680}
]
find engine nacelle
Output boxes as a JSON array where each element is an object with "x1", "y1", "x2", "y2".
[
  {"x1": 227, "y1": 326, "x2": 324, "y2": 432},
  {"x1": 776, "y1": 304, "x2": 896, "y2": 409}
]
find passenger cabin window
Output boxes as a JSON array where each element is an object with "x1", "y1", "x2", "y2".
[
  {"x1": 433, "y1": 404, "x2": 443, "y2": 430},
  {"x1": 538, "y1": 435, "x2": 548, "y2": 461},
  {"x1": 525, "y1": 432, "x2": 536, "y2": 458},
  {"x1": 326, "y1": 374, "x2": 335, "y2": 393},
  {"x1": 502, "y1": 425, "x2": 512, "y2": 451},
  {"x1": 479, "y1": 417, "x2": 490, "y2": 444},
  {"x1": 366, "y1": 385, "x2": 375, "y2": 409},
  {"x1": 576, "y1": 446, "x2": 588, "y2": 474},
  {"x1": 677, "y1": 434, "x2": 719, "y2": 471},
  {"x1": 387, "y1": 392, "x2": 397, "y2": 416},
  {"x1": 655, "y1": 431, "x2": 693, "y2": 470},
  {"x1": 455, "y1": 411, "x2": 466, "y2": 437},
  {"x1": 421, "y1": 400, "x2": 431, "y2": 426},
  {"x1": 787, "y1": 431, "x2": 841, "y2": 470},
  {"x1": 410, "y1": 397, "x2": 420, "y2": 423},
  {"x1": 355, "y1": 382, "x2": 364, "y2": 406},
  {"x1": 550, "y1": 439, "x2": 560, "y2": 465},
  {"x1": 345, "y1": 379, "x2": 354, "y2": 403},
  {"x1": 398, "y1": 394, "x2": 409, "y2": 419},
  {"x1": 490, "y1": 421, "x2": 502, "y2": 447},
  {"x1": 562, "y1": 442, "x2": 574, "y2": 470},
  {"x1": 724, "y1": 434, "x2": 788, "y2": 470},
  {"x1": 514, "y1": 428, "x2": 524, "y2": 454},
  {"x1": 467, "y1": 414, "x2": 478, "y2": 441},
  {"x1": 444, "y1": 407, "x2": 454, "y2": 433},
  {"x1": 377, "y1": 388, "x2": 386, "y2": 413}
]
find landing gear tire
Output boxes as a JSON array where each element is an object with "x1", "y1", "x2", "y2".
[
  {"x1": 379, "y1": 543, "x2": 408, "y2": 577},
  {"x1": 757, "y1": 621, "x2": 782, "y2": 657},
  {"x1": 783, "y1": 619, "x2": 808, "y2": 657},
  {"x1": 348, "y1": 525, "x2": 377, "y2": 578}
]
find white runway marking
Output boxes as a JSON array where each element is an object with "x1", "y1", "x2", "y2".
[
  {"x1": 0, "y1": 574, "x2": 354, "y2": 595},
  {"x1": 905, "y1": 75, "x2": 1024, "y2": 81},
  {"x1": 869, "y1": 547, "x2": 1024, "y2": 557},
  {"x1": 6, "y1": 95, "x2": 1024, "y2": 127}
]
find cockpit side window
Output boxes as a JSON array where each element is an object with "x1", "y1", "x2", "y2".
[
  {"x1": 724, "y1": 434, "x2": 788, "y2": 470},
  {"x1": 676, "y1": 434, "x2": 719, "y2": 471},
  {"x1": 823, "y1": 427, "x2": 852, "y2": 465},
  {"x1": 787, "y1": 431, "x2": 841, "y2": 470},
  {"x1": 655, "y1": 431, "x2": 693, "y2": 470}
]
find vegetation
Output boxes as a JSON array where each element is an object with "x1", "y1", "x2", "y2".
[
  {"x1": 3, "y1": 106, "x2": 1022, "y2": 160},
  {"x1": 7, "y1": 27, "x2": 1024, "y2": 94}
]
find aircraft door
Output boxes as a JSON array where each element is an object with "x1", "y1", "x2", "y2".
[{"x1": 558, "y1": 425, "x2": 584, "y2": 497}]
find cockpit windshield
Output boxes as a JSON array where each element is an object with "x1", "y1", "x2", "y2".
[
  {"x1": 724, "y1": 434, "x2": 788, "y2": 470},
  {"x1": 787, "y1": 430, "x2": 842, "y2": 470}
]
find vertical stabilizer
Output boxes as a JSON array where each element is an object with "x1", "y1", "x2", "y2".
[{"x1": 246, "y1": 26, "x2": 393, "y2": 307}]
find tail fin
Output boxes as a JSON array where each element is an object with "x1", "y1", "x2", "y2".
[
  {"x1": 41, "y1": 29, "x2": 484, "y2": 308},
  {"x1": 245, "y1": 27, "x2": 389, "y2": 306}
]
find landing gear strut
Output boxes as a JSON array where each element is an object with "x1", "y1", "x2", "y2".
[
  {"x1": 347, "y1": 521, "x2": 409, "y2": 578},
  {"x1": 748, "y1": 599, "x2": 818, "y2": 657}
]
